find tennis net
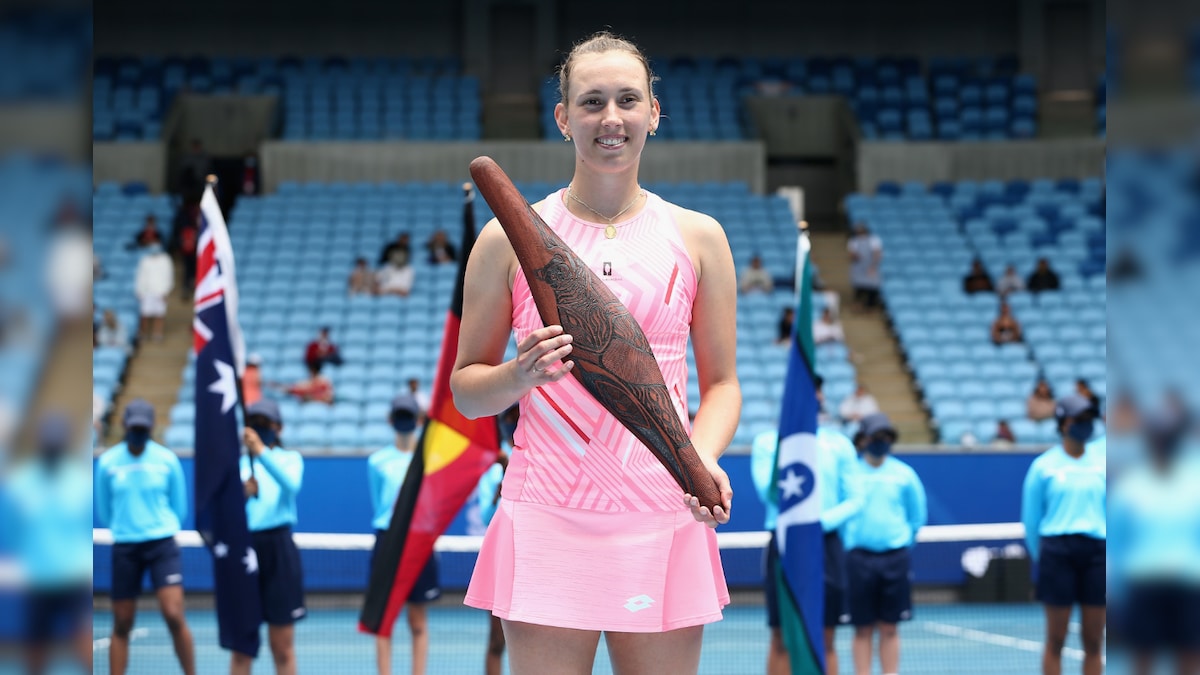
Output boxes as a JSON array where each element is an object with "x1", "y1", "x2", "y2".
[{"x1": 89, "y1": 523, "x2": 1061, "y2": 674}]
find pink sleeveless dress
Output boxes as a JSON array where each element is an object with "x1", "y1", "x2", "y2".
[{"x1": 464, "y1": 189, "x2": 729, "y2": 632}]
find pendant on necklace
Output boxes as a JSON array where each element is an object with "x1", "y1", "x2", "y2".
[{"x1": 605, "y1": 224, "x2": 617, "y2": 239}]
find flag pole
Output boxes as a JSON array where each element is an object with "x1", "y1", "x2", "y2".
[{"x1": 206, "y1": 174, "x2": 256, "y2": 481}]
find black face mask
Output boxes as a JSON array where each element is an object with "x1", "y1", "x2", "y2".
[
  {"x1": 125, "y1": 427, "x2": 151, "y2": 450},
  {"x1": 251, "y1": 424, "x2": 278, "y2": 448},
  {"x1": 865, "y1": 439, "x2": 892, "y2": 458},
  {"x1": 40, "y1": 443, "x2": 66, "y2": 468}
]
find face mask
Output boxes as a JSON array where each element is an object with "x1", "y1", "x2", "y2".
[
  {"x1": 125, "y1": 427, "x2": 151, "y2": 450},
  {"x1": 40, "y1": 443, "x2": 65, "y2": 467},
  {"x1": 251, "y1": 424, "x2": 278, "y2": 448},
  {"x1": 1066, "y1": 420, "x2": 1094, "y2": 443},
  {"x1": 865, "y1": 440, "x2": 892, "y2": 458},
  {"x1": 390, "y1": 414, "x2": 416, "y2": 434}
]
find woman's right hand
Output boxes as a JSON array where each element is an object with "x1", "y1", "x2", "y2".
[{"x1": 514, "y1": 325, "x2": 575, "y2": 386}]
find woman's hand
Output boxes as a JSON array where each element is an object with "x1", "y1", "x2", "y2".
[
  {"x1": 684, "y1": 456, "x2": 733, "y2": 528},
  {"x1": 514, "y1": 325, "x2": 575, "y2": 386}
]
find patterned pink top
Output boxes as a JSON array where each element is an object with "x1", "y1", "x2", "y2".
[{"x1": 503, "y1": 189, "x2": 699, "y2": 513}]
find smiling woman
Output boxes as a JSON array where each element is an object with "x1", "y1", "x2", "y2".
[{"x1": 450, "y1": 30, "x2": 742, "y2": 675}]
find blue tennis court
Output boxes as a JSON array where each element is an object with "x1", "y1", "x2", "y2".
[{"x1": 89, "y1": 600, "x2": 1088, "y2": 674}]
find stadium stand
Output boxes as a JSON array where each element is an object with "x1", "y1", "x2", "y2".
[
  {"x1": 156, "y1": 180, "x2": 853, "y2": 451},
  {"x1": 91, "y1": 182, "x2": 177, "y2": 419},
  {"x1": 846, "y1": 176, "x2": 1105, "y2": 444},
  {"x1": 93, "y1": 56, "x2": 482, "y2": 141},
  {"x1": 539, "y1": 54, "x2": 1038, "y2": 142}
]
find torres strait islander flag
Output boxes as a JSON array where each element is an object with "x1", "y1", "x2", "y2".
[
  {"x1": 770, "y1": 225, "x2": 825, "y2": 674},
  {"x1": 359, "y1": 184, "x2": 501, "y2": 636}
]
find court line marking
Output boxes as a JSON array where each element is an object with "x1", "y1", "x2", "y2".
[
  {"x1": 93, "y1": 628, "x2": 149, "y2": 652},
  {"x1": 921, "y1": 621, "x2": 1085, "y2": 661}
]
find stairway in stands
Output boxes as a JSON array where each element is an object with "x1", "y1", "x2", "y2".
[
  {"x1": 809, "y1": 231, "x2": 933, "y2": 443},
  {"x1": 102, "y1": 293, "x2": 192, "y2": 448}
]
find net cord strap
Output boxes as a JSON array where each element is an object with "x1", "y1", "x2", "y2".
[{"x1": 91, "y1": 523, "x2": 1024, "y2": 551}]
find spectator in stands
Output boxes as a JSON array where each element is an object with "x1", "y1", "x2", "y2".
[
  {"x1": 303, "y1": 326, "x2": 344, "y2": 371},
  {"x1": 170, "y1": 205, "x2": 200, "y2": 299},
  {"x1": 95, "y1": 400, "x2": 196, "y2": 675},
  {"x1": 127, "y1": 214, "x2": 164, "y2": 251},
  {"x1": 473, "y1": 404, "x2": 518, "y2": 675},
  {"x1": 1027, "y1": 258, "x2": 1061, "y2": 293},
  {"x1": 839, "y1": 381, "x2": 881, "y2": 424},
  {"x1": 234, "y1": 399, "x2": 306, "y2": 675},
  {"x1": 46, "y1": 204, "x2": 93, "y2": 324},
  {"x1": 990, "y1": 301, "x2": 1023, "y2": 345},
  {"x1": 1027, "y1": 380, "x2": 1056, "y2": 421},
  {"x1": 996, "y1": 264, "x2": 1025, "y2": 296},
  {"x1": 377, "y1": 232, "x2": 412, "y2": 268},
  {"x1": 776, "y1": 306, "x2": 795, "y2": 345},
  {"x1": 407, "y1": 378, "x2": 431, "y2": 425},
  {"x1": 844, "y1": 413, "x2": 926, "y2": 675},
  {"x1": 347, "y1": 257, "x2": 377, "y2": 296},
  {"x1": 962, "y1": 258, "x2": 995, "y2": 294},
  {"x1": 241, "y1": 151, "x2": 260, "y2": 196},
  {"x1": 1021, "y1": 395, "x2": 1106, "y2": 675},
  {"x1": 134, "y1": 243, "x2": 174, "y2": 342},
  {"x1": 993, "y1": 420, "x2": 1017, "y2": 446},
  {"x1": 367, "y1": 394, "x2": 439, "y2": 675},
  {"x1": 376, "y1": 248, "x2": 416, "y2": 297},
  {"x1": 272, "y1": 362, "x2": 334, "y2": 405},
  {"x1": 738, "y1": 254, "x2": 774, "y2": 294},
  {"x1": 814, "y1": 306, "x2": 845, "y2": 344},
  {"x1": 1075, "y1": 379, "x2": 1102, "y2": 418},
  {"x1": 425, "y1": 229, "x2": 458, "y2": 265},
  {"x1": 95, "y1": 309, "x2": 129, "y2": 352},
  {"x1": 244, "y1": 352, "x2": 263, "y2": 406},
  {"x1": 177, "y1": 138, "x2": 211, "y2": 202},
  {"x1": 848, "y1": 223, "x2": 882, "y2": 312}
]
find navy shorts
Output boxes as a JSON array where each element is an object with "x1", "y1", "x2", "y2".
[
  {"x1": 111, "y1": 536, "x2": 184, "y2": 601},
  {"x1": 847, "y1": 547, "x2": 913, "y2": 626},
  {"x1": 24, "y1": 584, "x2": 90, "y2": 643},
  {"x1": 1035, "y1": 535, "x2": 1106, "y2": 607},
  {"x1": 764, "y1": 532, "x2": 849, "y2": 629},
  {"x1": 252, "y1": 526, "x2": 307, "y2": 625},
  {"x1": 372, "y1": 531, "x2": 442, "y2": 604},
  {"x1": 1121, "y1": 581, "x2": 1200, "y2": 651}
]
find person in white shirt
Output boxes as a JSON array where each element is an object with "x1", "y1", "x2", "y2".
[
  {"x1": 738, "y1": 255, "x2": 774, "y2": 294},
  {"x1": 996, "y1": 264, "x2": 1025, "y2": 296},
  {"x1": 839, "y1": 382, "x2": 881, "y2": 424},
  {"x1": 847, "y1": 224, "x2": 882, "y2": 311},
  {"x1": 813, "y1": 307, "x2": 845, "y2": 344},
  {"x1": 376, "y1": 249, "x2": 415, "y2": 297},
  {"x1": 134, "y1": 243, "x2": 174, "y2": 342}
]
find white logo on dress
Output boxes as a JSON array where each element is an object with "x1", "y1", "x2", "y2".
[
  {"x1": 165, "y1": 573, "x2": 183, "y2": 584},
  {"x1": 624, "y1": 594, "x2": 654, "y2": 613}
]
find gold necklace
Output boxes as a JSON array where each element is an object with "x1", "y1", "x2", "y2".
[{"x1": 566, "y1": 184, "x2": 645, "y2": 239}]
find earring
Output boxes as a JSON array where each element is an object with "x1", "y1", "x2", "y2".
[
  {"x1": 563, "y1": 133, "x2": 571, "y2": 141},
  {"x1": 649, "y1": 128, "x2": 656, "y2": 136}
]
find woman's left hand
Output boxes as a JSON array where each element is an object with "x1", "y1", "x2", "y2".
[{"x1": 684, "y1": 457, "x2": 732, "y2": 528}]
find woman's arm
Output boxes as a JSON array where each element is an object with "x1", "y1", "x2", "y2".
[
  {"x1": 679, "y1": 209, "x2": 741, "y2": 526},
  {"x1": 683, "y1": 210, "x2": 742, "y2": 464},
  {"x1": 450, "y1": 218, "x2": 575, "y2": 419}
]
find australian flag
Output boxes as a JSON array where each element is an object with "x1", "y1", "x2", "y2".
[{"x1": 193, "y1": 182, "x2": 262, "y2": 657}]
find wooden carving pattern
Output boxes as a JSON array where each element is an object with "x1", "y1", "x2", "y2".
[{"x1": 470, "y1": 156, "x2": 721, "y2": 510}]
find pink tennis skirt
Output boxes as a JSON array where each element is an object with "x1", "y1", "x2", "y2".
[{"x1": 464, "y1": 498, "x2": 729, "y2": 632}]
